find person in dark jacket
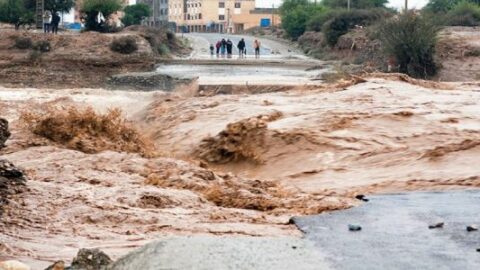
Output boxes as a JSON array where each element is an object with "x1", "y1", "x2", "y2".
[
  {"x1": 226, "y1": 39, "x2": 233, "y2": 57},
  {"x1": 221, "y1": 39, "x2": 227, "y2": 56},
  {"x1": 51, "y1": 12, "x2": 61, "y2": 34},
  {"x1": 237, "y1": 38, "x2": 246, "y2": 58},
  {"x1": 215, "y1": 40, "x2": 221, "y2": 56}
]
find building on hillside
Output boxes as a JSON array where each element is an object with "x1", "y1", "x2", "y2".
[
  {"x1": 137, "y1": 0, "x2": 170, "y2": 27},
  {"x1": 168, "y1": 0, "x2": 280, "y2": 33}
]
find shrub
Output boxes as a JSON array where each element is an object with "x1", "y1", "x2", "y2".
[
  {"x1": 322, "y1": 9, "x2": 384, "y2": 46},
  {"x1": 445, "y1": 1, "x2": 480, "y2": 26},
  {"x1": 14, "y1": 37, "x2": 32, "y2": 49},
  {"x1": 33, "y1": 40, "x2": 51, "y2": 52},
  {"x1": 157, "y1": 43, "x2": 170, "y2": 55},
  {"x1": 110, "y1": 36, "x2": 138, "y2": 54},
  {"x1": 378, "y1": 13, "x2": 440, "y2": 78}
]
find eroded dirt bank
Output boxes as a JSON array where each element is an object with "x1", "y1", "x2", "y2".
[
  {"x1": 1, "y1": 76, "x2": 479, "y2": 268},
  {"x1": 0, "y1": 26, "x2": 189, "y2": 89}
]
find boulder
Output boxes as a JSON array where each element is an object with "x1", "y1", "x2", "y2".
[
  {"x1": 70, "y1": 248, "x2": 112, "y2": 270},
  {"x1": 0, "y1": 160, "x2": 26, "y2": 217},
  {"x1": 0, "y1": 118, "x2": 10, "y2": 150},
  {"x1": 0, "y1": 260, "x2": 30, "y2": 270}
]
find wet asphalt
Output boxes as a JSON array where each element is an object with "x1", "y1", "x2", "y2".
[{"x1": 293, "y1": 190, "x2": 480, "y2": 270}]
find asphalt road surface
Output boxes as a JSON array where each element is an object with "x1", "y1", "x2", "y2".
[{"x1": 293, "y1": 191, "x2": 480, "y2": 270}]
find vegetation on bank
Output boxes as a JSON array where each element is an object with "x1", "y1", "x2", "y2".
[{"x1": 280, "y1": 0, "x2": 480, "y2": 78}]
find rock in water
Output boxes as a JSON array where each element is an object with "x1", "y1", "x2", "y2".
[
  {"x1": 355, "y1": 194, "x2": 369, "y2": 202},
  {"x1": 466, "y1": 225, "x2": 478, "y2": 232},
  {"x1": 70, "y1": 248, "x2": 113, "y2": 270},
  {"x1": 0, "y1": 159, "x2": 26, "y2": 218},
  {"x1": 44, "y1": 261, "x2": 65, "y2": 270},
  {"x1": 0, "y1": 118, "x2": 10, "y2": 149},
  {"x1": 0, "y1": 260, "x2": 31, "y2": 270},
  {"x1": 348, "y1": 224, "x2": 362, "y2": 231},
  {"x1": 428, "y1": 222, "x2": 444, "y2": 229}
]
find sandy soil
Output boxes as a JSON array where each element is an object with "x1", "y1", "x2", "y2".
[{"x1": 1, "y1": 76, "x2": 479, "y2": 268}]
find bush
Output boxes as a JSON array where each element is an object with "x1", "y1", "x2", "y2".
[
  {"x1": 14, "y1": 37, "x2": 32, "y2": 49},
  {"x1": 110, "y1": 36, "x2": 138, "y2": 54},
  {"x1": 378, "y1": 13, "x2": 440, "y2": 78},
  {"x1": 157, "y1": 43, "x2": 170, "y2": 55},
  {"x1": 445, "y1": 1, "x2": 480, "y2": 26},
  {"x1": 33, "y1": 40, "x2": 51, "y2": 52},
  {"x1": 322, "y1": 9, "x2": 384, "y2": 46}
]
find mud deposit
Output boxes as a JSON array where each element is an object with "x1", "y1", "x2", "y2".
[{"x1": 1, "y1": 76, "x2": 479, "y2": 268}]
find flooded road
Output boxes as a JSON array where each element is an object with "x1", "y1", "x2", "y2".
[
  {"x1": 155, "y1": 33, "x2": 328, "y2": 86},
  {"x1": 294, "y1": 191, "x2": 480, "y2": 270}
]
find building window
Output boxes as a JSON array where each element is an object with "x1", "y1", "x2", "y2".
[
  {"x1": 219, "y1": 2, "x2": 225, "y2": 8},
  {"x1": 235, "y1": 2, "x2": 241, "y2": 8},
  {"x1": 199, "y1": 13, "x2": 202, "y2": 19},
  {"x1": 219, "y1": 15, "x2": 225, "y2": 20}
]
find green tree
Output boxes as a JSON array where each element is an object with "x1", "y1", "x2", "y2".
[
  {"x1": 280, "y1": 0, "x2": 326, "y2": 40},
  {"x1": 81, "y1": 0, "x2": 123, "y2": 31},
  {"x1": 378, "y1": 13, "x2": 439, "y2": 78},
  {"x1": 45, "y1": 0, "x2": 76, "y2": 14},
  {"x1": 122, "y1": 3, "x2": 151, "y2": 26},
  {"x1": 424, "y1": 0, "x2": 480, "y2": 13},
  {"x1": 322, "y1": 0, "x2": 388, "y2": 9},
  {"x1": 446, "y1": 0, "x2": 480, "y2": 26},
  {"x1": 0, "y1": 0, "x2": 34, "y2": 29}
]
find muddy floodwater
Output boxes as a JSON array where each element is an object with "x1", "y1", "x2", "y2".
[{"x1": 1, "y1": 32, "x2": 480, "y2": 270}]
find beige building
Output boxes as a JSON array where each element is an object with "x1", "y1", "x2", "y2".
[{"x1": 168, "y1": 0, "x2": 280, "y2": 33}]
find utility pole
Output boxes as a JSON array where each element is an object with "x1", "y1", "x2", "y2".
[
  {"x1": 347, "y1": 0, "x2": 351, "y2": 11},
  {"x1": 405, "y1": 0, "x2": 408, "y2": 12},
  {"x1": 36, "y1": 0, "x2": 44, "y2": 29}
]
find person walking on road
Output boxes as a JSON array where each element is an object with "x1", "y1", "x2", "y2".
[
  {"x1": 254, "y1": 39, "x2": 261, "y2": 59},
  {"x1": 220, "y1": 39, "x2": 227, "y2": 57},
  {"x1": 226, "y1": 39, "x2": 233, "y2": 58},
  {"x1": 209, "y1": 44, "x2": 215, "y2": 56},
  {"x1": 43, "y1": 11, "x2": 52, "y2": 33},
  {"x1": 51, "y1": 12, "x2": 61, "y2": 34},
  {"x1": 215, "y1": 40, "x2": 221, "y2": 56},
  {"x1": 237, "y1": 38, "x2": 246, "y2": 58}
]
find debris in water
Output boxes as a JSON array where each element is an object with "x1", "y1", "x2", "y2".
[
  {"x1": 466, "y1": 225, "x2": 478, "y2": 232},
  {"x1": 348, "y1": 224, "x2": 362, "y2": 231},
  {"x1": 428, "y1": 222, "x2": 444, "y2": 229},
  {"x1": 355, "y1": 194, "x2": 369, "y2": 202}
]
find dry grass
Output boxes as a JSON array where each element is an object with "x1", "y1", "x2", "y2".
[{"x1": 21, "y1": 106, "x2": 156, "y2": 157}]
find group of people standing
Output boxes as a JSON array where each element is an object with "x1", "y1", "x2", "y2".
[
  {"x1": 210, "y1": 38, "x2": 262, "y2": 59},
  {"x1": 43, "y1": 11, "x2": 61, "y2": 34}
]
